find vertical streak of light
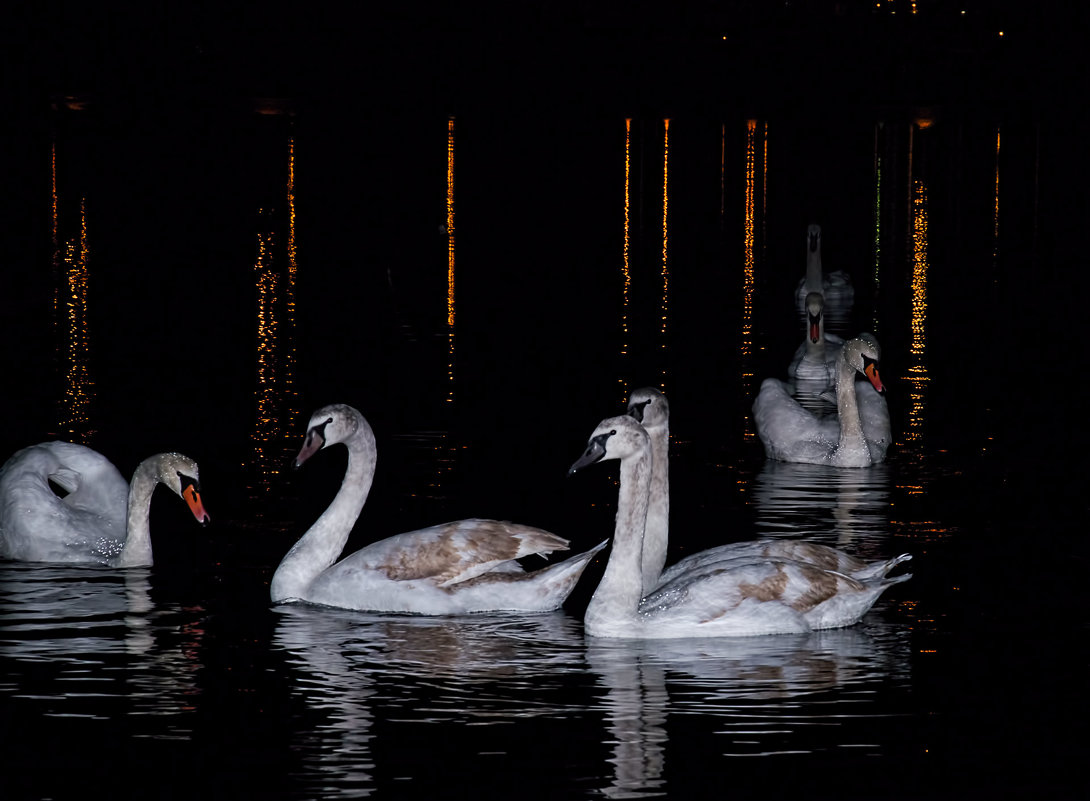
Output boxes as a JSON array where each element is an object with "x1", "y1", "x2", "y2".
[
  {"x1": 902, "y1": 170, "x2": 929, "y2": 476},
  {"x1": 873, "y1": 123, "x2": 883, "y2": 333},
  {"x1": 741, "y1": 120, "x2": 757, "y2": 439},
  {"x1": 252, "y1": 224, "x2": 280, "y2": 482},
  {"x1": 761, "y1": 121, "x2": 768, "y2": 249},
  {"x1": 51, "y1": 141, "x2": 59, "y2": 324},
  {"x1": 659, "y1": 119, "x2": 670, "y2": 387},
  {"x1": 446, "y1": 117, "x2": 456, "y2": 402},
  {"x1": 59, "y1": 198, "x2": 94, "y2": 443},
  {"x1": 284, "y1": 136, "x2": 300, "y2": 424},
  {"x1": 992, "y1": 126, "x2": 1001, "y2": 261},
  {"x1": 620, "y1": 118, "x2": 632, "y2": 400}
]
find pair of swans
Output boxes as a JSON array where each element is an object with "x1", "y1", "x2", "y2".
[
  {"x1": 270, "y1": 403, "x2": 604, "y2": 615},
  {"x1": 0, "y1": 442, "x2": 209, "y2": 566},
  {"x1": 569, "y1": 390, "x2": 910, "y2": 638},
  {"x1": 795, "y1": 223, "x2": 853, "y2": 332}
]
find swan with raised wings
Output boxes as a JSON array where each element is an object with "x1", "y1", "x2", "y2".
[
  {"x1": 0, "y1": 441, "x2": 209, "y2": 566},
  {"x1": 271, "y1": 403, "x2": 605, "y2": 614},
  {"x1": 569, "y1": 415, "x2": 910, "y2": 638},
  {"x1": 626, "y1": 387, "x2": 909, "y2": 593},
  {"x1": 754, "y1": 335, "x2": 891, "y2": 467}
]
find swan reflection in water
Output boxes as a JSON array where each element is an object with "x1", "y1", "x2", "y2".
[
  {"x1": 587, "y1": 622, "x2": 911, "y2": 797},
  {"x1": 0, "y1": 563, "x2": 204, "y2": 735},
  {"x1": 749, "y1": 460, "x2": 891, "y2": 552},
  {"x1": 274, "y1": 602, "x2": 910, "y2": 798},
  {"x1": 272, "y1": 605, "x2": 587, "y2": 796}
]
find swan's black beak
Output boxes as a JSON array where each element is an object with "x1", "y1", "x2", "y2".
[
  {"x1": 628, "y1": 399, "x2": 650, "y2": 424},
  {"x1": 809, "y1": 229, "x2": 819, "y2": 252},
  {"x1": 568, "y1": 433, "x2": 610, "y2": 476},
  {"x1": 294, "y1": 422, "x2": 329, "y2": 469}
]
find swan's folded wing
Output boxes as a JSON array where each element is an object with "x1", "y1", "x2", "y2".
[{"x1": 345, "y1": 519, "x2": 570, "y2": 588}]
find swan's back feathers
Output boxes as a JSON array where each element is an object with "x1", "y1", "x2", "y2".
[
  {"x1": 0, "y1": 442, "x2": 130, "y2": 562},
  {"x1": 334, "y1": 519, "x2": 570, "y2": 588}
]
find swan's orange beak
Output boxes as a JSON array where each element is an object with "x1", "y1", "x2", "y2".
[
  {"x1": 183, "y1": 484, "x2": 210, "y2": 525},
  {"x1": 864, "y1": 362, "x2": 885, "y2": 394},
  {"x1": 809, "y1": 319, "x2": 821, "y2": 343}
]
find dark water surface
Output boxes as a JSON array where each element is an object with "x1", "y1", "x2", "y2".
[{"x1": 2, "y1": 35, "x2": 1088, "y2": 799}]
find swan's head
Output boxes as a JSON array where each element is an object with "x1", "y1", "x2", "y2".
[
  {"x1": 294, "y1": 404, "x2": 365, "y2": 468},
  {"x1": 843, "y1": 335, "x2": 885, "y2": 394},
  {"x1": 142, "y1": 452, "x2": 210, "y2": 525},
  {"x1": 804, "y1": 291, "x2": 824, "y2": 343},
  {"x1": 568, "y1": 415, "x2": 649, "y2": 476},
  {"x1": 808, "y1": 224, "x2": 821, "y2": 253},
  {"x1": 627, "y1": 387, "x2": 669, "y2": 430}
]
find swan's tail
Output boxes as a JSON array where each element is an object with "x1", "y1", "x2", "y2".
[
  {"x1": 525, "y1": 539, "x2": 608, "y2": 605},
  {"x1": 853, "y1": 552, "x2": 912, "y2": 582}
]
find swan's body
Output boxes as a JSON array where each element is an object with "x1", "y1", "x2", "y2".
[
  {"x1": 271, "y1": 404, "x2": 604, "y2": 614},
  {"x1": 626, "y1": 387, "x2": 910, "y2": 592},
  {"x1": 754, "y1": 336, "x2": 891, "y2": 467},
  {"x1": 569, "y1": 416, "x2": 910, "y2": 639},
  {"x1": 795, "y1": 224, "x2": 853, "y2": 332},
  {"x1": 0, "y1": 442, "x2": 209, "y2": 566}
]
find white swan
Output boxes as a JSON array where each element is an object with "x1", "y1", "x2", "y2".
[
  {"x1": 0, "y1": 441, "x2": 210, "y2": 566},
  {"x1": 787, "y1": 291, "x2": 844, "y2": 393},
  {"x1": 271, "y1": 403, "x2": 606, "y2": 614},
  {"x1": 795, "y1": 224, "x2": 853, "y2": 332},
  {"x1": 754, "y1": 335, "x2": 891, "y2": 467},
  {"x1": 626, "y1": 387, "x2": 910, "y2": 591},
  {"x1": 569, "y1": 415, "x2": 910, "y2": 638}
]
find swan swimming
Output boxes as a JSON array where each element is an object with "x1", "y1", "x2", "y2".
[
  {"x1": 626, "y1": 387, "x2": 910, "y2": 592},
  {"x1": 0, "y1": 441, "x2": 209, "y2": 566},
  {"x1": 270, "y1": 403, "x2": 605, "y2": 614},
  {"x1": 569, "y1": 415, "x2": 910, "y2": 638},
  {"x1": 787, "y1": 291, "x2": 844, "y2": 394},
  {"x1": 795, "y1": 223, "x2": 853, "y2": 331},
  {"x1": 754, "y1": 335, "x2": 891, "y2": 467}
]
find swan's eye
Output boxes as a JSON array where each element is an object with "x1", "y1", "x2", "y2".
[{"x1": 178, "y1": 472, "x2": 200, "y2": 492}]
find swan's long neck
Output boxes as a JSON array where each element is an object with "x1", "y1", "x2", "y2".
[
  {"x1": 833, "y1": 354, "x2": 867, "y2": 461},
  {"x1": 270, "y1": 430, "x2": 376, "y2": 602},
  {"x1": 115, "y1": 460, "x2": 158, "y2": 568},
  {"x1": 641, "y1": 423, "x2": 669, "y2": 595},
  {"x1": 805, "y1": 243, "x2": 823, "y2": 294},
  {"x1": 586, "y1": 450, "x2": 651, "y2": 633}
]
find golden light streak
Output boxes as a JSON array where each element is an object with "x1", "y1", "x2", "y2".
[
  {"x1": 248, "y1": 134, "x2": 303, "y2": 494},
  {"x1": 659, "y1": 118, "x2": 670, "y2": 387},
  {"x1": 993, "y1": 126, "x2": 1001, "y2": 259},
  {"x1": 446, "y1": 116, "x2": 457, "y2": 402},
  {"x1": 899, "y1": 166, "x2": 930, "y2": 483},
  {"x1": 57, "y1": 197, "x2": 95, "y2": 443},
  {"x1": 619, "y1": 118, "x2": 632, "y2": 399},
  {"x1": 741, "y1": 120, "x2": 758, "y2": 439},
  {"x1": 873, "y1": 123, "x2": 883, "y2": 333}
]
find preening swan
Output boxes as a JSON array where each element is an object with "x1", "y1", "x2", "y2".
[
  {"x1": 271, "y1": 403, "x2": 605, "y2": 614},
  {"x1": 754, "y1": 335, "x2": 891, "y2": 467},
  {"x1": 626, "y1": 387, "x2": 910, "y2": 591},
  {"x1": 569, "y1": 415, "x2": 910, "y2": 638},
  {"x1": 795, "y1": 224, "x2": 853, "y2": 334},
  {"x1": 0, "y1": 442, "x2": 210, "y2": 566}
]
